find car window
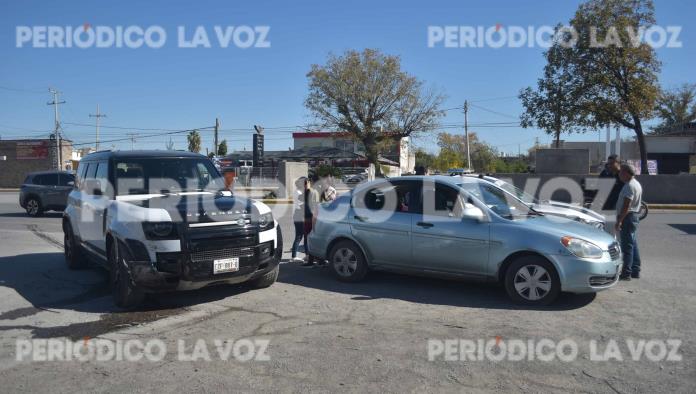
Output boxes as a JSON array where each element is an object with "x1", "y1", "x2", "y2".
[
  {"x1": 422, "y1": 183, "x2": 467, "y2": 218},
  {"x1": 85, "y1": 163, "x2": 98, "y2": 179},
  {"x1": 114, "y1": 158, "x2": 225, "y2": 195},
  {"x1": 76, "y1": 162, "x2": 89, "y2": 187},
  {"x1": 362, "y1": 182, "x2": 419, "y2": 213},
  {"x1": 458, "y1": 182, "x2": 531, "y2": 219},
  {"x1": 34, "y1": 173, "x2": 58, "y2": 186},
  {"x1": 95, "y1": 162, "x2": 110, "y2": 195},
  {"x1": 58, "y1": 173, "x2": 75, "y2": 187}
]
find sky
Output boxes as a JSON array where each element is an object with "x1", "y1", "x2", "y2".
[{"x1": 0, "y1": 0, "x2": 694, "y2": 156}]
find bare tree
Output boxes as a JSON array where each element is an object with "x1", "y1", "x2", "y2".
[{"x1": 306, "y1": 49, "x2": 445, "y2": 176}]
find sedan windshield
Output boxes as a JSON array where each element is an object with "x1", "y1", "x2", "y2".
[
  {"x1": 458, "y1": 182, "x2": 538, "y2": 220},
  {"x1": 493, "y1": 180, "x2": 539, "y2": 205},
  {"x1": 115, "y1": 158, "x2": 226, "y2": 195}
]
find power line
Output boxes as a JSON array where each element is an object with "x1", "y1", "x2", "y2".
[
  {"x1": 0, "y1": 85, "x2": 46, "y2": 94},
  {"x1": 468, "y1": 103, "x2": 519, "y2": 120},
  {"x1": 70, "y1": 125, "x2": 215, "y2": 147}
]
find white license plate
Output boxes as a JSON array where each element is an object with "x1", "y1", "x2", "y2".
[{"x1": 213, "y1": 257, "x2": 239, "y2": 274}]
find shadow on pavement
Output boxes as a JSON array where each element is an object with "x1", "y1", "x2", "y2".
[
  {"x1": 278, "y1": 261, "x2": 596, "y2": 311},
  {"x1": 0, "y1": 212, "x2": 63, "y2": 219},
  {"x1": 668, "y1": 223, "x2": 696, "y2": 235},
  {"x1": 0, "y1": 252, "x2": 253, "y2": 339}
]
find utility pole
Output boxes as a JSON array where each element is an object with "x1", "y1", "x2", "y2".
[
  {"x1": 126, "y1": 133, "x2": 137, "y2": 150},
  {"x1": 615, "y1": 126, "x2": 621, "y2": 159},
  {"x1": 463, "y1": 100, "x2": 471, "y2": 170},
  {"x1": 605, "y1": 125, "x2": 611, "y2": 159},
  {"x1": 214, "y1": 118, "x2": 220, "y2": 157},
  {"x1": 47, "y1": 88, "x2": 65, "y2": 170},
  {"x1": 89, "y1": 104, "x2": 107, "y2": 151}
]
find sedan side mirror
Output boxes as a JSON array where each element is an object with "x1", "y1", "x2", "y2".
[{"x1": 462, "y1": 205, "x2": 486, "y2": 222}]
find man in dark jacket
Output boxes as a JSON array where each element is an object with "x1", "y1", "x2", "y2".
[{"x1": 600, "y1": 155, "x2": 624, "y2": 211}]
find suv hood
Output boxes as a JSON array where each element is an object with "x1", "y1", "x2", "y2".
[{"x1": 118, "y1": 191, "x2": 254, "y2": 223}]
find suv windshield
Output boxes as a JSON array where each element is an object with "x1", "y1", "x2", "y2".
[
  {"x1": 115, "y1": 158, "x2": 225, "y2": 195},
  {"x1": 458, "y1": 182, "x2": 538, "y2": 220}
]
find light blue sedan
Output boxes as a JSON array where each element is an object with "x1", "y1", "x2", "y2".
[{"x1": 308, "y1": 176, "x2": 622, "y2": 305}]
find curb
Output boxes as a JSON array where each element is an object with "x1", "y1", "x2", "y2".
[{"x1": 647, "y1": 204, "x2": 696, "y2": 210}]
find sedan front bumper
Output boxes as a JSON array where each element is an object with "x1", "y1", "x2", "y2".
[{"x1": 550, "y1": 252, "x2": 623, "y2": 293}]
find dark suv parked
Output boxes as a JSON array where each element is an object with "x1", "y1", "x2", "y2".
[{"x1": 19, "y1": 171, "x2": 75, "y2": 216}]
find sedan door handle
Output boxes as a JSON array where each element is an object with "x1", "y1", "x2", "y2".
[
  {"x1": 354, "y1": 215, "x2": 368, "y2": 222},
  {"x1": 416, "y1": 221, "x2": 434, "y2": 228}
]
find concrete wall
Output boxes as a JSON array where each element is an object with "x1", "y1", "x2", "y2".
[
  {"x1": 535, "y1": 148, "x2": 590, "y2": 174},
  {"x1": 277, "y1": 161, "x2": 308, "y2": 198},
  {"x1": 496, "y1": 173, "x2": 696, "y2": 204},
  {"x1": 0, "y1": 140, "x2": 73, "y2": 188}
]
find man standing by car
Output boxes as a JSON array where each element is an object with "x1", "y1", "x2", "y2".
[
  {"x1": 600, "y1": 155, "x2": 624, "y2": 211},
  {"x1": 615, "y1": 164, "x2": 643, "y2": 280},
  {"x1": 302, "y1": 176, "x2": 320, "y2": 267}
]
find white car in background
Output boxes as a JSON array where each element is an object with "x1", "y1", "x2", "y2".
[{"x1": 467, "y1": 175, "x2": 606, "y2": 230}]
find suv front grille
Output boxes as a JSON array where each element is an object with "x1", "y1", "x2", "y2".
[
  {"x1": 190, "y1": 247, "x2": 255, "y2": 262},
  {"x1": 608, "y1": 243, "x2": 621, "y2": 260}
]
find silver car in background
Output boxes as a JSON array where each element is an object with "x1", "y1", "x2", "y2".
[
  {"x1": 308, "y1": 176, "x2": 621, "y2": 306},
  {"x1": 470, "y1": 175, "x2": 606, "y2": 230}
]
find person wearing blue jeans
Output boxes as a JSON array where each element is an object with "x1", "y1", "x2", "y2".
[
  {"x1": 619, "y1": 212, "x2": 641, "y2": 278},
  {"x1": 290, "y1": 177, "x2": 306, "y2": 263},
  {"x1": 614, "y1": 164, "x2": 643, "y2": 280}
]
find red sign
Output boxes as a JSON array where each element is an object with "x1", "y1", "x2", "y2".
[{"x1": 16, "y1": 141, "x2": 49, "y2": 159}]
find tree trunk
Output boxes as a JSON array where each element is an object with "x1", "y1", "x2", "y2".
[
  {"x1": 364, "y1": 139, "x2": 383, "y2": 178},
  {"x1": 555, "y1": 130, "x2": 561, "y2": 148},
  {"x1": 633, "y1": 117, "x2": 649, "y2": 174},
  {"x1": 366, "y1": 146, "x2": 382, "y2": 178}
]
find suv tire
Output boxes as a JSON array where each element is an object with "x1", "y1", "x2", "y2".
[
  {"x1": 109, "y1": 242, "x2": 145, "y2": 309},
  {"x1": 64, "y1": 222, "x2": 87, "y2": 269},
  {"x1": 504, "y1": 256, "x2": 560, "y2": 306},
  {"x1": 25, "y1": 197, "x2": 43, "y2": 217},
  {"x1": 329, "y1": 240, "x2": 368, "y2": 282}
]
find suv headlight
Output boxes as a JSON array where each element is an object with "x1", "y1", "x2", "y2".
[
  {"x1": 142, "y1": 222, "x2": 177, "y2": 240},
  {"x1": 561, "y1": 236, "x2": 603, "y2": 259},
  {"x1": 257, "y1": 212, "x2": 274, "y2": 231}
]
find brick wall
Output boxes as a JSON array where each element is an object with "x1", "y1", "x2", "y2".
[{"x1": 0, "y1": 139, "x2": 73, "y2": 188}]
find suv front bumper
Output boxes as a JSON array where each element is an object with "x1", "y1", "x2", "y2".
[{"x1": 120, "y1": 227, "x2": 281, "y2": 292}]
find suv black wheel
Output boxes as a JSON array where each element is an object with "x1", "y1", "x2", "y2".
[
  {"x1": 25, "y1": 197, "x2": 43, "y2": 217},
  {"x1": 109, "y1": 242, "x2": 145, "y2": 309},
  {"x1": 504, "y1": 256, "x2": 560, "y2": 306},
  {"x1": 64, "y1": 222, "x2": 87, "y2": 269},
  {"x1": 329, "y1": 240, "x2": 368, "y2": 282}
]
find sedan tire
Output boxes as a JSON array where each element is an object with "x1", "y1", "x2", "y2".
[
  {"x1": 504, "y1": 256, "x2": 560, "y2": 306},
  {"x1": 329, "y1": 240, "x2": 368, "y2": 282}
]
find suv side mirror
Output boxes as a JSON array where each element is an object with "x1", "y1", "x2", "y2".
[{"x1": 83, "y1": 179, "x2": 103, "y2": 196}]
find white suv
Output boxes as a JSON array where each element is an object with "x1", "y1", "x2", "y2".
[{"x1": 63, "y1": 150, "x2": 282, "y2": 308}]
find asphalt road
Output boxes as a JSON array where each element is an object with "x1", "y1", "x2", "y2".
[{"x1": 0, "y1": 191, "x2": 694, "y2": 393}]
